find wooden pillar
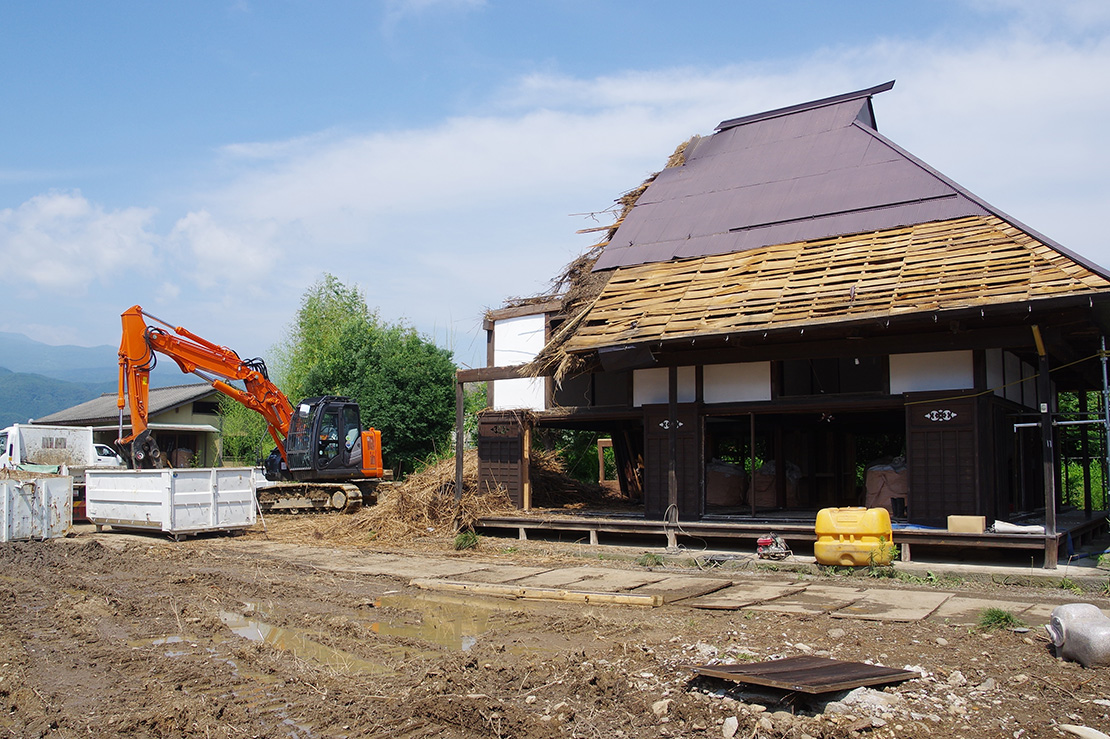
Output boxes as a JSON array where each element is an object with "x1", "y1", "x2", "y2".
[
  {"x1": 666, "y1": 365, "x2": 678, "y2": 551},
  {"x1": 1034, "y1": 327, "x2": 1057, "y2": 569},
  {"x1": 455, "y1": 379, "x2": 465, "y2": 505},
  {"x1": 749, "y1": 412, "x2": 756, "y2": 517}
]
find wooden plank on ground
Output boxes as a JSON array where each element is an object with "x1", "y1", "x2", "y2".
[
  {"x1": 461, "y1": 566, "x2": 555, "y2": 584},
  {"x1": 831, "y1": 589, "x2": 950, "y2": 622},
  {"x1": 928, "y1": 596, "x2": 1035, "y2": 625},
  {"x1": 409, "y1": 578, "x2": 662, "y2": 607},
  {"x1": 685, "y1": 583, "x2": 806, "y2": 610},
  {"x1": 513, "y1": 566, "x2": 618, "y2": 588},
  {"x1": 746, "y1": 584, "x2": 866, "y2": 615},
  {"x1": 631, "y1": 576, "x2": 733, "y2": 604},
  {"x1": 690, "y1": 656, "x2": 920, "y2": 694}
]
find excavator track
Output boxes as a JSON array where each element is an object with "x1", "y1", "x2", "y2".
[{"x1": 256, "y1": 481, "x2": 363, "y2": 514}]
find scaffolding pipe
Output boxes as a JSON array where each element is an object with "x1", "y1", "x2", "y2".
[{"x1": 1103, "y1": 336, "x2": 1110, "y2": 511}]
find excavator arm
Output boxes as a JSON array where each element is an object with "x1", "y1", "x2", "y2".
[{"x1": 117, "y1": 305, "x2": 293, "y2": 467}]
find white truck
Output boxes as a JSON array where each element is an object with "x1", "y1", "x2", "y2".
[
  {"x1": 0, "y1": 424, "x2": 122, "y2": 521},
  {"x1": 0, "y1": 424, "x2": 121, "y2": 471}
]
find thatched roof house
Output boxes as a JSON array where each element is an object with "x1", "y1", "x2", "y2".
[{"x1": 464, "y1": 82, "x2": 1110, "y2": 567}]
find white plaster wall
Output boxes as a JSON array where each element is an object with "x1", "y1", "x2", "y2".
[
  {"x1": 491, "y1": 313, "x2": 546, "y2": 411},
  {"x1": 493, "y1": 314, "x2": 545, "y2": 366},
  {"x1": 889, "y1": 350, "x2": 974, "y2": 395},
  {"x1": 703, "y1": 362, "x2": 772, "y2": 403},
  {"x1": 633, "y1": 367, "x2": 696, "y2": 406},
  {"x1": 493, "y1": 377, "x2": 546, "y2": 411}
]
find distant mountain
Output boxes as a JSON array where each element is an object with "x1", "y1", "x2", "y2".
[
  {"x1": 0, "y1": 367, "x2": 117, "y2": 427},
  {"x1": 0, "y1": 333, "x2": 193, "y2": 425},
  {"x1": 0, "y1": 332, "x2": 119, "y2": 384}
]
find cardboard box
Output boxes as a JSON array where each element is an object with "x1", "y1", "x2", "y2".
[{"x1": 947, "y1": 515, "x2": 986, "y2": 534}]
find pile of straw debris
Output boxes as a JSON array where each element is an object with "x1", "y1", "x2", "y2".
[{"x1": 317, "y1": 448, "x2": 619, "y2": 545}]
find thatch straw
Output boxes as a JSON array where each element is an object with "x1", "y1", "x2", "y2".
[
  {"x1": 525, "y1": 136, "x2": 698, "y2": 381},
  {"x1": 312, "y1": 447, "x2": 623, "y2": 545}
]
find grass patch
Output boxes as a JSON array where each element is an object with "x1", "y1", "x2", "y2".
[
  {"x1": 977, "y1": 607, "x2": 1025, "y2": 631},
  {"x1": 1059, "y1": 577, "x2": 1085, "y2": 595},
  {"x1": 453, "y1": 531, "x2": 479, "y2": 551},
  {"x1": 636, "y1": 553, "x2": 665, "y2": 567}
]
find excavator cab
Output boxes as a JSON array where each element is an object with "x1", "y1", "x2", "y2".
[{"x1": 265, "y1": 396, "x2": 382, "y2": 482}]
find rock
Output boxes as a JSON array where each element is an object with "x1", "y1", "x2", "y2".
[
  {"x1": 1010, "y1": 673, "x2": 1030, "y2": 685},
  {"x1": 652, "y1": 699, "x2": 672, "y2": 718},
  {"x1": 525, "y1": 695, "x2": 537, "y2": 704},
  {"x1": 978, "y1": 678, "x2": 997, "y2": 692},
  {"x1": 722, "y1": 716, "x2": 739, "y2": 738},
  {"x1": 748, "y1": 704, "x2": 767, "y2": 713},
  {"x1": 936, "y1": 637, "x2": 949, "y2": 646},
  {"x1": 1058, "y1": 725, "x2": 1110, "y2": 739},
  {"x1": 694, "y1": 642, "x2": 719, "y2": 660},
  {"x1": 947, "y1": 670, "x2": 967, "y2": 687},
  {"x1": 757, "y1": 716, "x2": 774, "y2": 732},
  {"x1": 827, "y1": 628, "x2": 846, "y2": 639},
  {"x1": 795, "y1": 643, "x2": 813, "y2": 654}
]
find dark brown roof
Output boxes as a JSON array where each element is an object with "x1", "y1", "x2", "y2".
[{"x1": 592, "y1": 81, "x2": 1104, "y2": 278}]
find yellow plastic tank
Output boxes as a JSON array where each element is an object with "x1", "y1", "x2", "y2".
[{"x1": 814, "y1": 507, "x2": 894, "y2": 567}]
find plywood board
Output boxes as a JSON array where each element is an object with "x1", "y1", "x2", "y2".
[
  {"x1": 461, "y1": 566, "x2": 555, "y2": 584},
  {"x1": 513, "y1": 566, "x2": 625, "y2": 588},
  {"x1": 410, "y1": 578, "x2": 662, "y2": 607},
  {"x1": 630, "y1": 576, "x2": 733, "y2": 604},
  {"x1": 831, "y1": 589, "x2": 950, "y2": 622},
  {"x1": 746, "y1": 584, "x2": 866, "y2": 615},
  {"x1": 928, "y1": 596, "x2": 1033, "y2": 625},
  {"x1": 686, "y1": 583, "x2": 807, "y2": 610}
]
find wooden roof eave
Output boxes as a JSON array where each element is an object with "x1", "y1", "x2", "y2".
[{"x1": 564, "y1": 290, "x2": 1110, "y2": 361}]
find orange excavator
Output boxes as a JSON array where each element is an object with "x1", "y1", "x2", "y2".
[{"x1": 116, "y1": 305, "x2": 384, "y2": 512}]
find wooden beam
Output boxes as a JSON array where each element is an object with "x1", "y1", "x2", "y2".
[
  {"x1": 457, "y1": 365, "x2": 529, "y2": 383},
  {"x1": 485, "y1": 299, "x2": 563, "y2": 323}
]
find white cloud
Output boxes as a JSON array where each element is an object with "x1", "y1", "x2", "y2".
[
  {"x1": 168, "y1": 210, "x2": 280, "y2": 290},
  {"x1": 10, "y1": 0, "x2": 1110, "y2": 366},
  {"x1": 0, "y1": 191, "x2": 157, "y2": 291}
]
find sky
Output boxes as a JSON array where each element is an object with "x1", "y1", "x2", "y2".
[{"x1": 2, "y1": 0, "x2": 1109, "y2": 373}]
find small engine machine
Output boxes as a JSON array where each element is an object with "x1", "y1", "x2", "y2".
[{"x1": 756, "y1": 533, "x2": 791, "y2": 560}]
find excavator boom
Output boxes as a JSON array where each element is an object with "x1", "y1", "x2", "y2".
[{"x1": 117, "y1": 305, "x2": 293, "y2": 466}]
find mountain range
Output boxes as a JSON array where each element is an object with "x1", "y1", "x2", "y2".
[{"x1": 0, "y1": 333, "x2": 181, "y2": 426}]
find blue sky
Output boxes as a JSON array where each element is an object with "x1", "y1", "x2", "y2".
[{"x1": 2, "y1": 0, "x2": 1109, "y2": 373}]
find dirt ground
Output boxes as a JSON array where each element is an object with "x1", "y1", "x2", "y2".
[{"x1": 2, "y1": 517, "x2": 1109, "y2": 739}]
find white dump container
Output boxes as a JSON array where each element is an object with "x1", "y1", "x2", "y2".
[
  {"x1": 85, "y1": 467, "x2": 258, "y2": 537},
  {"x1": 0, "y1": 476, "x2": 73, "y2": 542}
]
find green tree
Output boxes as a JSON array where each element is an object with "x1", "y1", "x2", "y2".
[
  {"x1": 274, "y1": 274, "x2": 376, "y2": 400},
  {"x1": 218, "y1": 394, "x2": 270, "y2": 465},
  {"x1": 281, "y1": 274, "x2": 457, "y2": 476}
]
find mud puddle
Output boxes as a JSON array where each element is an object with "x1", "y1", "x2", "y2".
[{"x1": 219, "y1": 610, "x2": 393, "y2": 674}]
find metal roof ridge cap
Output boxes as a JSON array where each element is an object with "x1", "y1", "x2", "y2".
[
  {"x1": 855, "y1": 120, "x2": 1110, "y2": 282},
  {"x1": 715, "y1": 80, "x2": 895, "y2": 132}
]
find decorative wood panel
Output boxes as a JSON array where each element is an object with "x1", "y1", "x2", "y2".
[
  {"x1": 477, "y1": 412, "x2": 530, "y2": 509},
  {"x1": 643, "y1": 404, "x2": 701, "y2": 521},
  {"x1": 906, "y1": 395, "x2": 978, "y2": 526}
]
